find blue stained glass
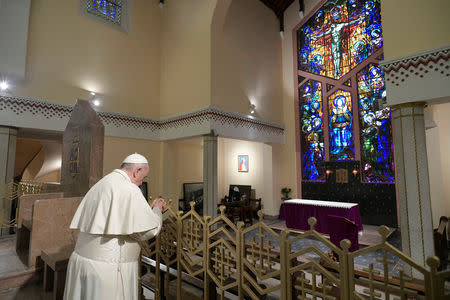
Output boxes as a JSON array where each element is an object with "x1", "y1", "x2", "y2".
[
  {"x1": 357, "y1": 64, "x2": 394, "y2": 183},
  {"x1": 300, "y1": 80, "x2": 325, "y2": 181},
  {"x1": 87, "y1": 0, "x2": 122, "y2": 25},
  {"x1": 297, "y1": 0, "x2": 383, "y2": 79},
  {"x1": 297, "y1": 0, "x2": 392, "y2": 184},
  {"x1": 328, "y1": 90, "x2": 354, "y2": 160}
]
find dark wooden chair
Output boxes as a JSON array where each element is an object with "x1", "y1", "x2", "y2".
[
  {"x1": 434, "y1": 216, "x2": 449, "y2": 270},
  {"x1": 249, "y1": 198, "x2": 262, "y2": 219}
]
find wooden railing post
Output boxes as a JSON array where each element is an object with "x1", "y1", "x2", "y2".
[
  {"x1": 280, "y1": 230, "x2": 288, "y2": 300},
  {"x1": 155, "y1": 230, "x2": 161, "y2": 299},
  {"x1": 236, "y1": 221, "x2": 244, "y2": 300},
  {"x1": 339, "y1": 239, "x2": 352, "y2": 300},
  {"x1": 176, "y1": 210, "x2": 183, "y2": 300},
  {"x1": 426, "y1": 256, "x2": 441, "y2": 299},
  {"x1": 203, "y1": 216, "x2": 211, "y2": 299}
]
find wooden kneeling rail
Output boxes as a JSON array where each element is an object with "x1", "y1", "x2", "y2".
[
  {"x1": 41, "y1": 247, "x2": 73, "y2": 300},
  {"x1": 141, "y1": 255, "x2": 204, "y2": 300},
  {"x1": 140, "y1": 255, "x2": 268, "y2": 300}
]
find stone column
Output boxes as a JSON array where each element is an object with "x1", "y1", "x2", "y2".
[
  {"x1": 203, "y1": 135, "x2": 218, "y2": 219},
  {"x1": 0, "y1": 126, "x2": 17, "y2": 236},
  {"x1": 392, "y1": 103, "x2": 434, "y2": 271}
]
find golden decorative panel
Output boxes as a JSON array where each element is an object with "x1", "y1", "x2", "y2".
[{"x1": 137, "y1": 201, "x2": 449, "y2": 299}]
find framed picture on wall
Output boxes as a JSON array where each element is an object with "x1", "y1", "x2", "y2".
[{"x1": 238, "y1": 155, "x2": 249, "y2": 172}]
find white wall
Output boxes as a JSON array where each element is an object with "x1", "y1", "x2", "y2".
[
  {"x1": 218, "y1": 137, "x2": 275, "y2": 216},
  {"x1": 425, "y1": 102, "x2": 450, "y2": 227},
  {"x1": 0, "y1": 0, "x2": 30, "y2": 80},
  {"x1": 161, "y1": 138, "x2": 204, "y2": 210}
]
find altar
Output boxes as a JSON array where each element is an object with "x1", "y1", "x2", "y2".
[{"x1": 279, "y1": 199, "x2": 363, "y2": 234}]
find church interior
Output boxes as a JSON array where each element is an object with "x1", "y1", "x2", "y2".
[{"x1": 0, "y1": 0, "x2": 449, "y2": 299}]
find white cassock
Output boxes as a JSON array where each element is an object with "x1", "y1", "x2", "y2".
[{"x1": 63, "y1": 169, "x2": 162, "y2": 300}]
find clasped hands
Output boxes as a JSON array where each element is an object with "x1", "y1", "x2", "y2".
[{"x1": 151, "y1": 197, "x2": 167, "y2": 212}]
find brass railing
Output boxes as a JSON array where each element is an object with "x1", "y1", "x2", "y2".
[
  {"x1": 141, "y1": 201, "x2": 449, "y2": 299},
  {"x1": 0, "y1": 181, "x2": 44, "y2": 230}
]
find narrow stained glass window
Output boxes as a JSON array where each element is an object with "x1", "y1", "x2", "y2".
[
  {"x1": 328, "y1": 90, "x2": 354, "y2": 160},
  {"x1": 357, "y1": 64, "x2": 394, "y2": 182},
  {"x1": 87, "y1": 0, "x2": 122, "y2": 25},
  {"x1": 299, "y1": 80, "x2": 325, "y2": 181}
]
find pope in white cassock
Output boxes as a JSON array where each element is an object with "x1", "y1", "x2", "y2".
[{"x1": 63, "y1": 153, "x2": 166, "y2": 300}]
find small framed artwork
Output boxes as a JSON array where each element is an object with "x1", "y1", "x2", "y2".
[{"x1": 238, "y1": 155, "x2": 249, "y2": 172}]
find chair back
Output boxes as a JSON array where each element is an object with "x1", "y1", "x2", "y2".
[{"x1": 437, "y1": 216, "x2": 448, "y2": 235}]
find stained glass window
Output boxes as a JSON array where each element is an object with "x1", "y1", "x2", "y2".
[
  {"x1": 87, "y1": 0, "x2": 122, "y2": 25},
  {"x1": 328, "y1": 90, "x2": 354, "y2": 160},
  {"x1": 299, "y1": 80, "x2": 325, "y2": 181},
  {"x1": 357, "y1": 64, "x2": 394, "y2": 182},
  {"x1": 297, "y1": 0, "x2": 393, "y2": 183},
  {"x1": 298, "y1": 0, "x2": 382, "y2": 79}
]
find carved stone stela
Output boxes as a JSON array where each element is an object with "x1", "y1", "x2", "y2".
[
  {"x1": 61, "y1": 99, "x2": 104, "y2": 196},
  {"x1": 69, "y1": 136, "x2": 80, "y2": 177}
]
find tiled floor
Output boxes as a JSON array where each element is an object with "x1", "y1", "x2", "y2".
[
  {"x1": 0, "y1": 283, "x2": 51, "y2": 300},
  {"x1": 0, "y1": 283, "x2": 156, "y2": 300},
  {"x1": 0, "y1": 236, "x2": 27, "y2": 278},
  {"x1": 249, "y1": 219, "x2": 404, "y2": 276}
]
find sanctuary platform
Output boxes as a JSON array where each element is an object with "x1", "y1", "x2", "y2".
[{"x1": 267, "y1": 219, "x2": 397, "y2": 247}]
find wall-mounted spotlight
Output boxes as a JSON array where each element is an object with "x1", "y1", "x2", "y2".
[
  {"x1": 0, "y1": 81, "x2": 9, "y2": 91},
  {"x1": 89, "y1": 91, "x2": 100, "y2": 107},
  {"x1": 298, "y1": 0, "x2": 305, "y2": 18},
  {"x1": 278, "y1": 13, "x2": 284, "y2": 39},
  {"x1": 249, "y1": 104, "x2": 256, "y2": 115}
]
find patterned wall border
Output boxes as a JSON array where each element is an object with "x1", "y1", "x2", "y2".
[
  {"x1": 381, "y1": 46, "x2": 450, "y2": 86},
  {"x1": 381, "y1": 46, "x2": 450, "y2": 74},
  {"x1": 0, "y1": 95, "x2": 285, "y2": 143},
  {"x1": 379, "y1": 45, "x2": 450, "y2": 105}
]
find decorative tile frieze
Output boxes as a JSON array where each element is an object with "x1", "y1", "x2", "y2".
[
  {"x1": 381, "y1": 47, "x2": 450, "y2": 86},
  {"x1": 0, "y1": 95, "x2": 285, "y2": 143},
  {"x1": 98, "y1": 111, "x2": 160, "y2": 131},
  {"x1": 380, "y1": 46, "x2": 450, "y2": 105},
  {"x1": 0, "y1": 95, "x2": 72, "y2": 119}
]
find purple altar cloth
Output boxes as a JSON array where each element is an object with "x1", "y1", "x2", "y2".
[
  {"x1": 279, "y1": 200, "x2": 363, "y2": 234},
  {"x1": 328, "y1": 215, "x2": 359, "y2": 252}
]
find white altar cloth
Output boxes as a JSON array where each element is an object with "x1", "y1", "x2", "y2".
[{"x1": 284, "y1": 199, "x2": 358, "y2": 209}]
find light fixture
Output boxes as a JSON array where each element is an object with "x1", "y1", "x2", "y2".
[
  {"x1": 92, "y1": 99, "x2": 100, "y2": 106},
  {"x1": 279, "y1": 14, "x2": 284, "y2": 39},
  {"x1": 159, "y1": 0, "x2": 164, "y2": 9},
  {"x1": 298, "y1": 0, "x2": 305, "y2": 18},
  {"x1": 249, "y1": 104, "x2": 256, "y2": 115},
  {"x1": 90, "y1": 91, "x2": 96, "y2": 96},
  {"x1": 0, "y1": 81, "x2": 9, "y2": 91}
]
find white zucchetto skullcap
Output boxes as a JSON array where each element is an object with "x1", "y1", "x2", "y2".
[{"x1": 122, "y1": 153, "x2": 148, "y2": 164}]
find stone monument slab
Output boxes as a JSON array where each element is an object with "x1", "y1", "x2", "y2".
[{"x1": 61, "y1": 99, "x2": 104, "y2": 196}]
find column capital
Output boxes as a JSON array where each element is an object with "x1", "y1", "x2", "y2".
[
  {"x1": 0, "y1": 126, "x2": 18, "y2": 135},
  {"x1": 390, "y1": 102, "x2": 426, "y2": 111}
]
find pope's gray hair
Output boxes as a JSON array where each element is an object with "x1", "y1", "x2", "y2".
[{"x1": 120, "y1": 163, "x2": 148, "y2": 171}]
